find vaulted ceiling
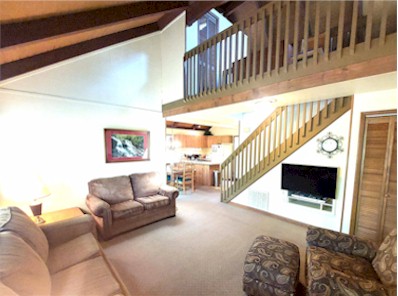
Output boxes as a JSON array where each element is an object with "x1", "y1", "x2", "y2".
[{"x1": 0, "y1": 0, "x2": 269, "y2": 82}]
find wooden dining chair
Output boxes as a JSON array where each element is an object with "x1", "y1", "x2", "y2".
[{"x1": 175, "y1": 163, "x2": 195, "y2": 193}]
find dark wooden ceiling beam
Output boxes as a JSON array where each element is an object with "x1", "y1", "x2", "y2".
[
  {"x1": 0, "y1": 1, "x2": 189, "y2": 48},
  {"x1": 186, "y1": 1, "x2": 227, "y2": 26},
  {"x1": 216, "y1": 1, "x2": 246, "y2": 18},
  {"x1": 0, "y1": 23, "x2": 158, "y2": 81}
]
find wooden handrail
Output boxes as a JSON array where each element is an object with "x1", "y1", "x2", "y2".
[
  {"x1": 183, "y1": 1, "x2": 396, "y2": 101},
  {"x1": 220, "y1": 96, "x2": 352, "y2": 203}
]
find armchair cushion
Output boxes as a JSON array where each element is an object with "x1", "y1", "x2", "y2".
[
  {"x1": 306, "y1": 226, "x2": 377, "y2": 261},
  {"x1": 0, "y1": 207, "x2": 49, "y2": 262},
  {"x1": 372, "y1": 228, "x2": 397, "y2": 287},
  {"x1": 136, "y1": 195, "x2": 170, "y2": 210},
  {"x1": 47, "y1": 233, "x2": 100, "y2": 274},
  {"x1": 88, "y1": 176, "x2": 134, "y2": 205},
  {"x1": 307, "y1": 245, "x2": 379, "y2": 281},
  {"x1": 130, "y1": 172, "x2": 161, "y2": 198},
  {"x1": 0, "y1": 231, "x2": 51, "y2": 296},
  {"x1": 110, "y1": 199, "x2": 144, "y2": 220}
]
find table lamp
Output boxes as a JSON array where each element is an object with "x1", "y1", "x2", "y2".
[{"x1": 29, "y1": 181, "x2": 51, "y2": 224}]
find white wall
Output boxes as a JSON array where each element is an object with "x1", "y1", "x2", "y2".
[
  {"x1": 234, "y1": 111, "x2": 351, "y2": 231},
  {"x1": 234, "y1": 89, "x2": 396, "y2": 231},
  {"x1": 0, "y1": 18, "x2": 186, "y2": 214},
  {"x1": 161, "y1": 14, "x2": 185, "y2": 104},
  {"x1": 341, "y1": 89, "x2": 397, "y2": 233}
]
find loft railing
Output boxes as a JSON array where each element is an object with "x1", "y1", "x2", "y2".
[
  {"x1": 183, "y1": 1, "x2": 396, "y2": 101},
  {"x1": 220, "y1": 96, "x2": 352, "y2": 203}
]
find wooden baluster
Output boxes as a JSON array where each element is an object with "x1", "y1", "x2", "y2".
[
  {"x1": 317, "y1": 100, "x2": 321, "y2": 126},
  {"x1": 309, "y1": 101, "x2": 314, "y2": 132},
  {"x1": 267, "y1": 121, "x2": 272, "y2": 165},
  {"x1": 252, "y1": 13, "x2": 258, "y2": 80},
  {"x1": 379, "y1": 1, "x2": 389, "y2": 46},
  {"x1": 234, "y1": 24, "x2": 239, "y2": 86},
  {"x1": 246, "y1": 17, "x2": 252, "y2": 83},
  {"x1": 296, "y1": 104, "x2": 301, "y2": 145},
  {"x1": 213, "y1": 37, "x2": 217, "y2": 93},
  {"x1": 267, "y1": 4, "x2": 274, "y2": 76},
  {"x1": 260, "y1": 8, "x2": 266, "y2": 78},
  {"x1": 365, "y1": 1, "x2": 374, "y2": 50},
  {"x1": 239, "y1": 20, "x2": 245, "y2": 84},
  {"x1": 303, "y1": 0, "x2": 310, "y2": 67},
  {"x1": 302, "y1": 102, "x2": 307, "y2": 138},
  {"x1": 283, "y1": 1, "x2": 290, "y2": 73},
  {"x1": 350, "y1": 0, "x2": 359, "y2": 55},
  {"x1": 293, "y1": 1, "x2": 300, "y2": 70},
  {"x1": 324, "y1": 99, "x2": 329, "y2": 119},
  {"x1": 228, "y1": 28, "x2": 233, "y2": 87},
  {"x1": 290, "y1": 105, "x2": 294, "y2": 147},
  {"x1": 337, "y1": 1, "x2": 345, "y2": 58},
  {"x1": 272, "y1": 115, "x2": 277, "y2": 161},
  {"x1": 313, "y1": 1, "x2": 320, "y2": 65},
  {"x1": 218, "y1": 34, "x2": 223, "y2": 90},
  {"x1": 278, "y1": 109, "x2": 283, "y2": 156},
  {"x1": 324, "y1": 1, "x2": 331, "y2": 61},
  {"x1": 284, "y1": 106, "x2": 288, "y2": 153},
  {"x1": 275, "y1": 2, "x2": 282, "y2": 74},
  {"x1": 331, "y1": 98, "x2": 336, "y2": 114}
]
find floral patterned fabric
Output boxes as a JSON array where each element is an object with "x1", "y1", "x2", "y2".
[
  {"x1": 372, "y1": 229, "x2": 397, "y2": 287},
  {"x1": 243, "y1": 235, "x2": 300, "y2": 296},
  {"x1": 306, "y1": 227, "x2": 394, "y2": 296},
  {"x1": 307, "y1": 226, "x2": 377, "y2": 261}
]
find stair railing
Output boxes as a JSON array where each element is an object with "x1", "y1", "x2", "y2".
[{"x1": 221, "y1": 96, "x2": 352, "y2": 202}]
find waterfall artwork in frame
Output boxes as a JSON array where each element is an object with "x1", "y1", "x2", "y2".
[{"x1": 104, "y1": 129, "x2": 150, "y2": 162}]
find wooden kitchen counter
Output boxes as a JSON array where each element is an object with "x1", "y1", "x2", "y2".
[{"x1": 187, "y1": 161, "x2": 220, "y2": 187}]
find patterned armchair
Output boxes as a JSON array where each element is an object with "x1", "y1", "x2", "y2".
[{"x1": 306, "y1": 226, "x2": 397, "y2": 296}]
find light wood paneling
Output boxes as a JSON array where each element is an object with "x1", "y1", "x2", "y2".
[{"x1": 353, "y1": 113, "x2": 397, "y2": 243}]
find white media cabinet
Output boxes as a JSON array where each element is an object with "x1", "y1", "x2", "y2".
[{"x1": 288, "y1": 193, "x2": 335, "y2": 212}]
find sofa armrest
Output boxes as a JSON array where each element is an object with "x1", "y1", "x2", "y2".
[
  {"x1": 159, "y1": 184, "x2": 179, "y2": 199},
  {"x1": 86, "y1": 194, "x2": 111, "y2": 217},
  {"x1": 306, "y1": 226, "x2": 377, "y2": 261},
  {"x1": 40, "y1": 214, "x2": 97, "y2": 247}
]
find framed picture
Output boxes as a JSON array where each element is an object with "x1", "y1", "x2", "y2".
[{"x1": 104, "y1": 129, "x2": 150, "y2": 162}]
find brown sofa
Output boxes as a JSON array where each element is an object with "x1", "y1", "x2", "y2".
[
  {"x1": 0, "y1": 206, "x2": 128, "y2": 296},
  {"x1": 306, "y1": 226, "x2": 397, "y2": 296},
  {"x1": 86, "y1": 171, "x2": 179, "y2": 240}
]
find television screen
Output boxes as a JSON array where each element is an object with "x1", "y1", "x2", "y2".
[{"x1": 281, "y1": 163, "x2": 337, "y2": 199}]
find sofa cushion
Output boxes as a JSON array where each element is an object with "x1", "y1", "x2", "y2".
[
  {"x1": 372, "y1": 228, "x2": 397, "y2": 287},
  {"x1": 136, "y1": 195, "x2": 170, "y2": 210},
  {"x1": 0, "y1": 207, "x2": 49, "y2": 262},
  {"x1": 47, "y1": 233, "x2": 101, "y2": 274},
  {"x1": 130, "y1": 172, "x2": 161, "y2": 198},
  {"x1": 88, "y1": 176, "x2": 135, "y2": 205},
  {"x1": 51, "y1": 256, "x2": 123, "y2": 296},
  {"x1": 110, "y1": 199, "x2": 145, "y2": 220},
  {"x1": 0, "y1": 231, "x2": 51, "y2": 296}
]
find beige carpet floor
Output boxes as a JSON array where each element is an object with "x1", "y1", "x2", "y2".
[{"x1": 101, "y1": 187, "x2": 308, "y2": 296}]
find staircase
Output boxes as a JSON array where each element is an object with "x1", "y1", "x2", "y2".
[{"x1": 220, "y1": 96, "x2": 352, "y2": 203}]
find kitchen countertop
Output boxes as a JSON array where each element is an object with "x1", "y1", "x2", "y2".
[{"x1": 182, "y1": 160, "x2": 221, "y2": 166}]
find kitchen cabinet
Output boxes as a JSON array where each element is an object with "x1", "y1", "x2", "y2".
[
  {"x1": 169, "y1": 135, "x2": 232, "y2": 148},
  {"x1": 194, "y1": 163, "x2": 220, "y2": 186},
  {"x1": 205, "y1": 136, "x2": 233, "y2": 146}
]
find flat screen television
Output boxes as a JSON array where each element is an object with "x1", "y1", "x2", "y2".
[{"x1": 281, "y1": 163, "x2": 338, "y2": 199}]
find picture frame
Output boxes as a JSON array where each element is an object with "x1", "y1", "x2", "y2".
[{"x1": 104, "y1": 128, "x2": 150, "y2": 163}]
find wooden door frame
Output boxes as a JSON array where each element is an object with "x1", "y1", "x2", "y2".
[{"x1": 349, "y1": 109, "x2": 397, "y2": 235}]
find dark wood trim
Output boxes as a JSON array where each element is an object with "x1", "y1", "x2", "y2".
[
  {"x1": 162, "y1": 54, "x2": 397, "y2": 117},
  {"x1": 0, "y1": 23, "x2": 158, "y2": 81},
  {"x1": 1, "y1": 1, "x2": 189, "y2": 48},
  {"x1": 186, "y1": 1, "x2": 227, "y2": 26}
]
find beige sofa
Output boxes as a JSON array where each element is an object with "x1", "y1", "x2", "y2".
[
  {"x1": 86, "y1": 171, "x2": 179, "y2": 240},
  {"x1": 0, "y1": 206, "x2": 128, "y2": 296},
  {"x1": 306, "y1": 226, "x2": 397, "y2": 296}
]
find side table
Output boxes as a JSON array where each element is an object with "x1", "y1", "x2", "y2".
[{"x1": 30, "y1": 207, "x2": 83, "y2": 225}]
